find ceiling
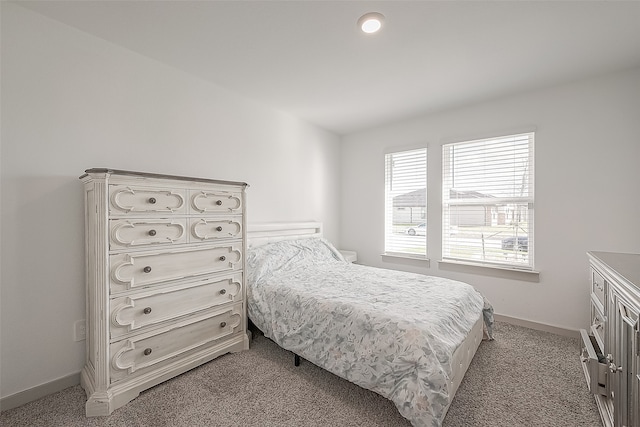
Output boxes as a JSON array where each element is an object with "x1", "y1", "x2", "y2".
[{"x1": 15, "y1": 1, "x2": 640, "y2": 135}]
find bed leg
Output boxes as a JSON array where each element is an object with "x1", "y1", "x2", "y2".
[{"x1": 294, "y1": 354, "x2": 300, "y2": 366}]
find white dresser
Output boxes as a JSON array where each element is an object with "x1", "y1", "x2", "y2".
[
  {"x1": 79, "y1": 169, "x2": 250, "y2": 416},
  {"x1": 581, "y1": 251, "x2": 640, "y2": 427}
]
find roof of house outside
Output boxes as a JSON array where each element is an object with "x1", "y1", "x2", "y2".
[{"x1": 393, "y1": 188, "x2": 494, "y2": 208}]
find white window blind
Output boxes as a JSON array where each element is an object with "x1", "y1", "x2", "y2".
[
  {"x1": 384, "y1": 148, "x2": 427, "y2": 257},
  {"x1": 442, "y1": 133, "x2": 534, "y2": 270}
]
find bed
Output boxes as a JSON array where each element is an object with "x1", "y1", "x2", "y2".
[{"x1": 246, "y1": 222, "x2": 494, "y2": 427}]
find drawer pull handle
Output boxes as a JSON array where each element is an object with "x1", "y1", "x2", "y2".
[
  {"x1": 220, "y1": 322, "x2": 227, "y2": 328},
  {"x1": 216, "y1": 226, "x2": 223, "y2": 232},
  {"x1": 143, "y1": 266, "x2": 152, "y2": 273},
  {"x1": 143, "y1": 348, "x2": 152, "y2": 356},
  {"x1": 220, "y1": 289, "x2": 227, "y2": 295},
  {"x1": 219, "y1": 256, "x2": 226, "y2": 262},
  {"x1": 148, "y1": 197, "x2": 157, "y2": 204},
  {"x1": 148, "y1": 229, "x2": 157, "y2": 236},
  {"x1": 143, "y1": 307, "x2": 152, "y2": 314},
  {"x1": 216, "y1": 200, "x2": 223, "y2": 206}
]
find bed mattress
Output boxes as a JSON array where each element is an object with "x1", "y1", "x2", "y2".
[{"x1": 247, "y1": 237, "x2": 493, "y2": 427}]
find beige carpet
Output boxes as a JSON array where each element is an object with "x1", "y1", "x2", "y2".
[{"x1": 0, "y1": 321, "x2": 602, "y2": 426}]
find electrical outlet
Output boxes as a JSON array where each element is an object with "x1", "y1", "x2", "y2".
[{"x1": 74, "y1": 319, "x2": 86, "y2": 342}]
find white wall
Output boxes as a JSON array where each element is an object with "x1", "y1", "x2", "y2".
[
  {"x1": 341, "y1": 66, "x2": 640, "y2": 332},
  {"x1": 0, "y1": 3, "x2": 341, "y2": 400}
]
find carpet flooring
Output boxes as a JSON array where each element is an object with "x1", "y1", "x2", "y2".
[{"x1": 0, "y1": 321, "x2": 602, "y2": 427}]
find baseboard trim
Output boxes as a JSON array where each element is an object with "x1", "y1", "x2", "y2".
[
  {"x1": 494, "y1": 314, "x2": 578, "y2": 338},
  {"x1": 1, "y1": 372, "x2": 80, "y2": 412}
]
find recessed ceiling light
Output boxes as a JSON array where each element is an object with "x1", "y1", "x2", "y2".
[{"x1": 358, "y1": 12, "x2": 384, "y2": 34}]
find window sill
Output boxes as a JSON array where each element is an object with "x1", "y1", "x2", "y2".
[
  {"x1": 381, "y1": 253, "x2": 430, "y2": 267},
  {"x1": 438, "y1": 260, "x2": 540, "y2": 282}
]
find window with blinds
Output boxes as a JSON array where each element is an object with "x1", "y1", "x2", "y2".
[
  {"x1": 384, "y1": 148, "x2": 427, "y2": 258},
  {"x1": 442, "y1": 133, "x2": 534, "y2": 270}
]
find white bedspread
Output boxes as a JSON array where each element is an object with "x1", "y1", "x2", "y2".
[{"x1": 247, "y1": 238, "x2": 493, "y2": 427}]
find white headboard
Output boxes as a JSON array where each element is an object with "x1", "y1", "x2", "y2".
[{"x1": 247, "y1": 221, "x2": 322, "y2": 248}]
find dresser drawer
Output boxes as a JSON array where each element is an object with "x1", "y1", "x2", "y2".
[
  {"x1": 590, "y1": 303, "x2": 606, "y2": 349},
  {"x1": 580, "y1": 329, "x2": 608, "y2": 396},
  {"x1": 110, "y1": 185, "x2": 187, "y2": 215},
  {"x1": 591, "y1": 268, "x2": 606, "y2": 306},
  {"x1": 189, "y1": 217, "x2": 242, "y2": 242},
  {"x1": 110, "y1": 219, "x2": 187, "y2": 250},
  {"x1": 110, "y1": 243, "x2": 242, "y2": 293},
  {"x1": 110, "y1": 304, "x2": 243, "y2": 382},
  {"x1": 110, "y1": 273, "x2": 243, "y2": 338},
  {"x1": 190, "y1": 189, "x2": 243, "y2": 214}
]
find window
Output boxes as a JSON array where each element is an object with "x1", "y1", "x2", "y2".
[
  {"x1": 442, "y1": 133, "x2": 534, "y2": 270},
  {"x1": 384, "y1": 148, "x2": 427, "y2": 258}
]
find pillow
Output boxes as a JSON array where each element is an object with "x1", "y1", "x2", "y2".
[{"x1": 247, "y1": 237, "x2": 344, "y2": 285}]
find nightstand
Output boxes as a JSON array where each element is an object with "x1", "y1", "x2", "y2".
[{"x1": 339, "y1": 250, "x2": 357, "y2": 263}]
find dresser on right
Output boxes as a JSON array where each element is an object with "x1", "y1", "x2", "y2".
[{"x1": 581, "y1": 251, "x2": 640, "y2": 427}]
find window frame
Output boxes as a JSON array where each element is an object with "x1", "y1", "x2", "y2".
[
  {"x1": 384, "y1": 147, "x2": 428, "y2": 259},
  {"x1": 441, "y1": 132, "x2": 535, "y2": 271}
]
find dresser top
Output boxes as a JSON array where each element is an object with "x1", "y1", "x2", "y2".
[
  {"x1": 588, "y1": 251, "x2": 640, "y2": 289},
  {"x1": 80, "y1": 168, "x2": 248, "y2": 187}
]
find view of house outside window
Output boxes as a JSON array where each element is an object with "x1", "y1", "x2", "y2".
[
  {"x1": 442, "y1": 132, "x2": 534, "y2": 270},
  {"x1": 384, "y1": 148, "x2": 427, "y2": 257}
]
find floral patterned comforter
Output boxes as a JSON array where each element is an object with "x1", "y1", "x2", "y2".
[{"x1": 247, "y1": 238, "x2": 494, "y2": 427}]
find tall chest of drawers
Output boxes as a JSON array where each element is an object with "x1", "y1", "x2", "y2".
[{"x1": 79, "y1": 169, "x2": 250, "y2": 416}]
